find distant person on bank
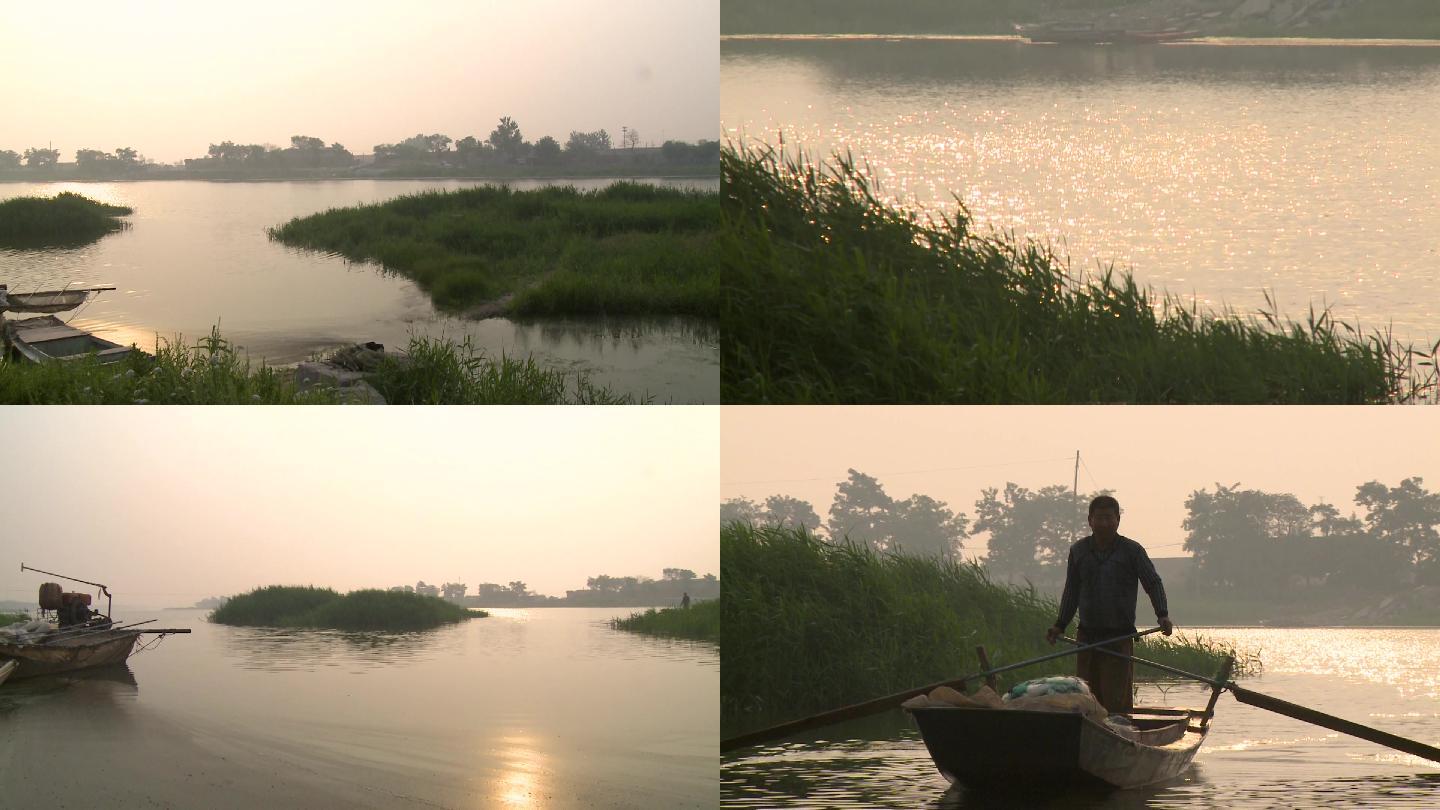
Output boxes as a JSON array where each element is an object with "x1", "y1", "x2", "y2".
[
  {"x1": 681, "y1": 592, "x2": 691, "y2": 609},
  {"x1": 1045, "y1": 495, "x2": 1175, "y2": 714}
]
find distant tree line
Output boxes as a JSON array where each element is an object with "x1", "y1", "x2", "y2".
[
  {"x1": 385, "y1": 567, "x2": 718, "y2": 608},
  {"x1": 1, "y1": 116, "x2": 718, "y2": 180},
  {"x1": 722, "y1": 470, "x2": 1440, "y2": 596}
]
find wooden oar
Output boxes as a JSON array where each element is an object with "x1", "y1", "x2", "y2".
[
  {"x1": 1060, "y1": 635, "x2": 1440, "y2": 764},
  {"x1": 721, "y1": 626, "x2": 1164, "y2": 753}
]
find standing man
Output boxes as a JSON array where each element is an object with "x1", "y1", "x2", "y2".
[{"x1": 1045, "y1": 495, "x2": 1174, "y2": 715}]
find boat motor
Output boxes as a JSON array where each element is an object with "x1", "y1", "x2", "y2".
[{"x1": 39, "y1": 582, "x2": 94, "y2": 627}]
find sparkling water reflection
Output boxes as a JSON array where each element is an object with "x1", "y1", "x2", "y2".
[{"x1": 723, "y1": 39, "x2": 1440, "y2": 346}]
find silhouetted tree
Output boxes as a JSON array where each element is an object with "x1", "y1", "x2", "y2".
[
  {"x1": 721, "y1": 496, "x2": 763, "y2": 525},
  {"x1": 488, "y1": 116, "x2": 523, "y2": 159},
  {"x1": 0, "y1": 149, "x2": 20, "y2": 169},
  {"x1": 1356, "y1": 477, "x2": 1440, "y2": 575},
  {"x1": 826, "y1": 469, "x2": 894, "y2": 550},
  {"x1": 763, "y1": 494, "x2": 822, "y2": 532},
  {"x1": 23, "y1": 147, "x2": 60, "y2": 167},
  {"x1": 1183, "y1": 484, "x2": 1311, "y2": 591},
  {"x1": 662, "y1": 568, "x2": 697, "y2": 581},
  {"x1": 532, "y1": 135, "x2": 561, "y2": 164},
  {"x1": 976, "y1": 483, "x2": 1091, "y2": 576},
  {"x1": 890, "y1": 493, "x2": 968, "y2": 560},
  {"x1": 564, "y1": 129, "x2": 611, "y2": 155}
]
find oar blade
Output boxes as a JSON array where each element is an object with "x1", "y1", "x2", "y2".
[{"x1": 1229, "y1": 684, "x2": 1440, "y2": 764}]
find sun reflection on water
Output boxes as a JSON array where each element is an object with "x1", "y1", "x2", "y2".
[{"x1": 487, "y1": 733, "x2": 547, "y2": 809}]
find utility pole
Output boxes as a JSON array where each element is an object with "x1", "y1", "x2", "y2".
[{"x1": 1072, "y1": 450, "x2": 1080, "y2": 545}]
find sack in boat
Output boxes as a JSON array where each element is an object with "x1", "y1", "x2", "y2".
[
  {"x1": 901, "y1": 684, "x2": 1004, "y2": 710},
  {"x1": 1004, "y1": 691, "x2": 1109, "y2": 724},
  {"x1": 1002, "y1": 676, "x2": 1092, "y2": 702}
]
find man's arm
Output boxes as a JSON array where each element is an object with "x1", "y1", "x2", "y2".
[
  {"x1": 1047, "y1": 546, "x2": 1080, "y2": 644},
  {"x1": 1135, "y1": 543, "x2": 1174, "y2": 635}
]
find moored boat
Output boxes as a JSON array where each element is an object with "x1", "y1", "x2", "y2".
[
  {"x1": 0, "y1": 284, "x2": 116, "y2": 314},
  {"x1": 0, "y1": 629, "x2": 144, "y2": 679},
  {"x1": 3, "y1": 314, "x2": 133, "y2": 363},
  {"x1": 0, "y1": 564, "x2": 191, "y2": 679},
  {"x1": 908, "y1": 704, "x2": 1207, "y2": 790}
]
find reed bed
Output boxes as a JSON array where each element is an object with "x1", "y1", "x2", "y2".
[
  {"x1": 210, "y1": 585, "x2": 476, "y2": 631},
  {"x1": 268, "y1": 183, "x2": 719, "y2": 319},
  {"x1": 721, "y1": 145, "x2": 1437, "y2": 404},
  {"x1": 0, "y1": 192, "x2": 132, "y2": 248},
  {"x1": 721, "y1": 523, "x2": 1256, "y2": 736},
  {"x1": 0, "y1": 328, "x2": 630, "y2": 404},
  {"x1": 610, "y1": 599, "x2": 720, "y2": 642}
]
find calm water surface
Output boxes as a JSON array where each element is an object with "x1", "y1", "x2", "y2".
[
  {"x1": 723, "y1": 39, "x2": 1440, "y2": 347},
  {"x1": 722, "y1": 628, "x2": 1440, "y2": 808},
  {"x1": 0, "y1": 607, "x2": 717, "y2": 808},
  {"x1": 0, "y1": 177, "x2": 720, "y2": 402}
]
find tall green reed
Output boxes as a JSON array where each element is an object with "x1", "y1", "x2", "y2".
[{"x1": 721, "y1": 144, "x2": 1437, "y2": 403}]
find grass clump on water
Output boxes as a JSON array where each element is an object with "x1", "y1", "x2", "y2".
[
  {"x1": 721, "y1": 144, "x2": 1437, "y2": 404},
  {"x1": 721, "y1": 523, "x2": 1255, "y2": 737},
  {"x1": 268, "y1": 182, "x2": 719, "y2": 319},
  {"x1": 610, "y1": 599, "x2": 719, "y2": 642},
  {"x1": 210, "y1": 585, "x2": 478, "y2": 631},
  {"x1": 0, "y1": 611, "x2": 31, "y2": 625},
  {"x1": 0, "y1": 192, "x2": 133, "y2": 248}
]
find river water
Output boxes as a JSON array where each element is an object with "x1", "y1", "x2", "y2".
[
  {"x1": 0, "y1": 607, "x2": 718, "y2": 809},
  {"x1": 721, "y1": 627, "x2": 1440, "y2": 808},
  {"x1": 0, "y1": 177, "x2": 719, "y2": 403},
  {"x1": 722, "y1": 38, "x2": 1440, "y2": 348}
]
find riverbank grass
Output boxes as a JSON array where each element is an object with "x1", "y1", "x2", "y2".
[
  {"x1": 268, "y1": 182, "x2": 719, "y2": 319},
  {"x1": 0, "y1": 329, "x2": 632, "y2": 404},
  {"x1": 0, "y1": 192, "x2": 132, "y2": 248},
  {"x1": 721, "y1": 523, "x2": 1255, "y2": 735},
  {"x1": 722, "y1": 145, "x2": 1436, "y2": 403},
  {"x1": 611, "y1": 600, "x2": 719, "y2": 642},
  {"x1": 0, "y1": 611, "x2": 30, "y2": 625},
  {"x1": 210, "y1": 585, "x2": 478, "y2": 631}
]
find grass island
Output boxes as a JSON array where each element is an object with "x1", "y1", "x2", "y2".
[
  {"x1": 610, "y1": 600, "x2": 719, "y2": 642},
  {"x1": 209, "y1": 585, "x2": 484, "y2": 631},
  {"x1": 0, "y1": 192, "x2": 132, "y2": 249},
  {"x1": 268, "y1": 182, "x2": 719, "y2": 320}
]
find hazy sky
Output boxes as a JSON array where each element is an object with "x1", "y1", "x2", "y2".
[
  {"x1": 0, "y1": 407, "x2": 718, "y2": 609},
  {"x1": 723, "y1": 406, "x2": 1440, "y2": 561},
  {"x1": 0, "y1": 0, "x2": 717, "y2": 163}
]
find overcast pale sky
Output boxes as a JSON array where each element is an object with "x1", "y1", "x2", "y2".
[
  {"x1": 0, "y1": 407, "x2": 718, "y2": 609},
  {"x1": 723, "y1": 406, "x2": 1440, "y2": 561},
  {"x1": 0, "y1": 0, "x2": 717, "y2": 163}
]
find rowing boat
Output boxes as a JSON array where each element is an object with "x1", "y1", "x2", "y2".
[
  {"x1": 0, "y1": 629, "x2": 143, "y2": 679},
  {"x1": 0, "y1": 284, "x2": 116, "y2": 314},
  {"x1": 908, "y1": 704, "x2": 1207, "y2": 790},
  {"x1": 3, "y1": 314, "x2": 133, "y2": 363}
]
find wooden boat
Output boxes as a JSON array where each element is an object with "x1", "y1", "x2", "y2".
[
  {"x1": 0, "y1": 658, "x2": 16, "y2": 686},
  {"x1": 3, "y1": 314, "x2": 133, "y2": 363},
  {"x1": 0, "y1": 284, "x2": 115, "y2": 314},
  {"x1": 0, "y1": 628, "x2": 143, "y2": 679},
  {"x1": 907, "y1": 704, "x2": 1207, "y2": 790},
  {"x1": 1017, "y1": 24, "x2": 1199, "y2": 44}
]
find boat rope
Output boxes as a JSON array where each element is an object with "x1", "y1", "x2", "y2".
[{"x1": 132, "y1": 634, "x2": 169, "y2": 656}]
